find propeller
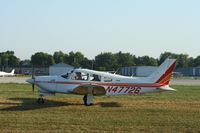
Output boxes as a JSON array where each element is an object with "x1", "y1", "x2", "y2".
[
  {"x1": 32, "y1": 73, "x2": 35, "y2": 94},
  {"x1": 31, "y1": 67, "x2": 35, "y2": 94},
  {"x1": 26, "y1": 67, "x2": 36, "y2": 94}
]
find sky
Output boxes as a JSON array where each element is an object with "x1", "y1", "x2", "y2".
[{"x1": 0, "y1": 0, "x2": 200, "y2": 60}]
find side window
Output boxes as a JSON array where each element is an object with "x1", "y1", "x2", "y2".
[
  {"x1": 81, "y1": 73, "x2": 88, "y2": 80},
  {"x1": 71, "y1": 73, "x2": 76, "y2": 80},
  {"x1": 75, "y1": 72, "x2": 82, "y2": 80},
  {"x1": 71, "y1": 72, "x2": 88, "y2": 81},
  {"x1": 104, "y1": 77, "x2": 112, "y2": 82},
  {"x1": 91, "y1": 74, "x2": 101, "y2": 82}
]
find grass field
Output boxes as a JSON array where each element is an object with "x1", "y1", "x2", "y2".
[{"x1": 0, "y1": 83, "x2": 200, "y2": 133}]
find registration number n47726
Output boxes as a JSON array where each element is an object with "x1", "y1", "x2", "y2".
[{"x1": 106, "y1": 86, "x2": 141, "y2": 94}]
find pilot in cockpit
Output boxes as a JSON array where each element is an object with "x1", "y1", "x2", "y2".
[{"x1": 75, "y1": 72, "x2": 82, "y2": 80}]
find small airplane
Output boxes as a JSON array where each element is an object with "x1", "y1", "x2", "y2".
[
  {"x1": 26, "y1": 59, "x2": 176, "y2": 106},
  {"x1": 0, "y1": 69, "x2": 15, "y2": 77}
]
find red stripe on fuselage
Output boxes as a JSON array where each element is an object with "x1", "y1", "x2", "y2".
[{"x1": 36, "y1": 81, "x2": 164, "y2": 88}]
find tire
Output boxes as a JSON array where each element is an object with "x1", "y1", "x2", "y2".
[
  {"x1": 37, "y1": 98, "x2": 44, "y2": 104},
  {"x1": 83, "y1": 95, "x2": 87, "y2": 105}
]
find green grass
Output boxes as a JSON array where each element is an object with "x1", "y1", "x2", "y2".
[{"x1": 0, "y1": 83, "x2": 200, "y2": 133}]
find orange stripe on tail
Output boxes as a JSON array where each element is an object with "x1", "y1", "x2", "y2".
[{"x1": 156, "y1": 61, "x2": 176, "y2": 85}]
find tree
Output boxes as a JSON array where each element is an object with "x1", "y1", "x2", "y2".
[
  {"x1": 115, "y1": 51, "x2": 136, "y2": 67},
  {"x1": 47, "y1": 55, "x2": 55, "y2": 66},
  {"x1": 188, "y1": 57, "x2": 194, "y2": 67},
  {"x1": 159, "y1": 52, "x2": 178, "y2": 65},
  {"x1": 136, "y1": 56, "x2": 158, "y2": 66},
  {"x1": 159, "y1": 52, "x2": 195, "y2": 68},
  {"x1": 95, "y1": 52, "x2": 117, "y2": 71},
  {"x1": 177, "y1": 54, "x2": 189, "y2": 68},
  {"x1": 67, "y1": 51, "x2": 85, "y2": 68},
  {"x1": 73, "y1": 52, "x2": 85, "y2": 67},
  {"x1": 8, "y1": 56, "x2": 20, "y2": 66},
  {"x1": 67, "y1": 51, "x2": 75, "y2": 65},
  {"x1": 53, "y1": 51, "x2": 65, "y2": 64},
  {"x1": 194, "y1": 56, "x2": 200, "y2": 67},
  {"x1": 81, "y1": 58, "x2": 93, "y2": 69},
  {"x1": 31, "y1": 52, "x2": 55, "y2": 67},
  {"x1": 0, "y1": 51, "x2": 20, "y2": 67},
  {"x1": 20, "y1": 59, "x2": 31, "y2": 66}
]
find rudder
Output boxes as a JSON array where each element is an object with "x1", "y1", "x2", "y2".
[{"x1": 147, "y1": 59, "x2": 176, "y2": 85}]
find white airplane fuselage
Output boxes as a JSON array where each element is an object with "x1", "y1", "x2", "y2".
[
  {"x1": 0, "y1": 69, "x2": 15, "y2": 77},
  {"x1": 32, "y1": 72, "x2": 173, "y2": 96},
  {"x1": 34, "y1": 75, "x2": 172, "y2": 96}
]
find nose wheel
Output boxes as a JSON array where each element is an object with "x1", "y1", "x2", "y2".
[{"x1": 37, "y1": 96, "x2": 44, "y2": 104}]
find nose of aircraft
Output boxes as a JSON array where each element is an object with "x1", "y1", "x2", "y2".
[{"x1": 26, "y1": 78, "x2": 34, "y2": 84}]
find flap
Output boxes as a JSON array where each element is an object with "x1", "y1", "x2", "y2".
[{"x1": 73, "y1": 84, "x2": 106, "y2": 96}]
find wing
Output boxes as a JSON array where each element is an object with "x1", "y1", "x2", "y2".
[{"x1": 72, "y1": 84, "x2": 106, "y2": 96}]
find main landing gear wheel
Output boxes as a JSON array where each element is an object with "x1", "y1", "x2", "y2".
[
  {"x1": 37, "y1": 97, "x2": 44, "y2": 104},
  {"x1": 83, "y1": 94, "x2": 94, "y2": 106},
  {"x1": 83, "y1": 95, "x2": 87, "y2": 105}
]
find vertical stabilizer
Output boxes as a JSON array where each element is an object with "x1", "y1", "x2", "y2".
[
  {"x1": 148, "y1": 59, "x2": 176, "y2": 85},
  {"x1": 10, "y1": 69, "x2": 15, "y2": 75}
]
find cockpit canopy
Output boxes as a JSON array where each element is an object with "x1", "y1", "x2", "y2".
[{"x1": 61, "y1": 69, "x2": 113, "y2": 82}]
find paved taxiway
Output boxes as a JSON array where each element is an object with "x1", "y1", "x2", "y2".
[
  {"x1": 0, "y1": 77, "x2": 30, "y2": 84},
  {"x1": 170, "y1": 79, "x2": 200, "y2": 86},
  {"x1": 0, "y1": 77, "x2": 200, "y2": 85}
]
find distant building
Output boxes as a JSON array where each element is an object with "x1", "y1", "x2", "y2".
[
  {"x1": 121, "y1": 66, "x2": 158, "y2": 77},
  {"x1": 174, "y1": 67, "x2": 200, "y2": 76},
  {"x1": 49, "y1": 63, "x2": 74, "y2": 75}
]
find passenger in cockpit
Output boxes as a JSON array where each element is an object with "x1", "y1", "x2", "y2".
[{"x1": 92, "y1": 74, "x2": 100, "y2": 81}]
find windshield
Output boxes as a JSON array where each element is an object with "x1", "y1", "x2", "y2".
[{"x1": 61, "y1": 73, "x2": 70, "y2": 79}]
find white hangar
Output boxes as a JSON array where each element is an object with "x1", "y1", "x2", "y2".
[
  {"x1": 121, "y1": 66, "x2": 158, "y2": 77},
  {"x1": 49, "y1": 63, "x2": 74, "y2": 75}
]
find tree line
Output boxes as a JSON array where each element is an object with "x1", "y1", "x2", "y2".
[{"x1": 0, "y1": 50, "x2": 200, "y2": 71}]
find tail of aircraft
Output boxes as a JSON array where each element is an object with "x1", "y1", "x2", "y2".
[
  {"x1": 10, "y1": 69, "x2": 15, "y2": 75},
  {"x1": 147, "y1": 59, "x2": 176, "y2": 85}
]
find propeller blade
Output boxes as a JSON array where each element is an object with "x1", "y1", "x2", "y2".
[
  {"x1": 31, "y1": 67, "x2": 35, "y2": 94},
  {"x1": 32, "y1": 83, "x2": 35, "y2": 93},
  {"x1": 25, "y1": 66, "x2": 36, "y2": 94}
]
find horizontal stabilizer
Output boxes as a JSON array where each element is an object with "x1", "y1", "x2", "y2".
[{"x1": 157, "y1": 86, "x2": 176, "y2": 91}]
